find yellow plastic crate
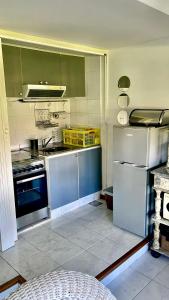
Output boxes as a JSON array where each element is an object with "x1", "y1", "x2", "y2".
[{"x1": 63, "y1": 127, "x2": 100, "y2": 147}]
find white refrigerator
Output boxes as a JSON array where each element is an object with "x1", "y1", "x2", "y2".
[{"x1": 113, "y1": 126, "x2": 168, "y2": 237}]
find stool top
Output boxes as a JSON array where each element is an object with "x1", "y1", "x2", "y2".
[{"x1": 7, "y1": 270, "x2": 116, "y2": 300}]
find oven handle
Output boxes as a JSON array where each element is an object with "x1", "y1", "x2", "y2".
[{"x1": 16, "y1": 174, "x2": 45, "y2": 184}]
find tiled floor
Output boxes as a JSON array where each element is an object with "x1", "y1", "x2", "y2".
[
  {"x1": 0, "y1": 200, "x2": 142, "y2": 285},
  {"x1": 106, "y1": 251, "x2": 169, "y2": 300}
]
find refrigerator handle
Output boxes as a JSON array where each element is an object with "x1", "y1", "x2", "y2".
[{"x1": 113, "y1": 160, "x2": 124, "y2": 164}]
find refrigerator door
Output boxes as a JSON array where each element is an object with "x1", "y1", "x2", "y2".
[
  {"x1": 113, "y1": 126, "x2": 149, "y2": 166},
  {"x1": 113, "y1": 126, "x2": 168, "y2": 167},
  {"x1": 113, "y1": 162, "x2": 148, "y2": 237}
]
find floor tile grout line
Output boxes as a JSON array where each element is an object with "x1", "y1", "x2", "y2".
[
  {"x1": 153, "y1": 276, "x2": 169, "y2": 290},
  {"x1": 20, "y1": 226, "x2": 95, "y2": 255},
  {"x1": 21, "y1": 225, "x2": 85, "y2": 250},
  {"x1": 49, "y1": 249, "x2": 86, "y2": 266},
  {"x1": 130, "y1": 259, "x2": 169, "y2": 282},
  {"x1": 1, "y1": 234, "x2": 64, "y2": 270},
  {"x1": 20, "y1": 218, "x2": 140, "y2": 266},
  {"x1": 129, "y1": 267, "x2": 155, "y2": 281},
  {"x1": 1, "y1": 203, "x2": 143, "y2": 286},
  {"x1": 20, "y1": 223, "x2": 103, "y2": 253},
  {"x1": 131, "y1": 279, "x2": 153, "y2": 300},
  {"x1": 59, "y1": 250, "x2": 92, "y2": 268},
  {"x1": 152, "y1": 259, "x2": 169, "y2": 279},
  {"x1": 155, "y1": 276, "x2": 169, "y2": 290},
  {"x1": 49, "y1": 223, "x2": 107, "y2": 248},
  {"x1": 18, "y1": 235, "x2": 47, "y2": 253},
  {"x1": 0, "y1": 256, "x2": 20, "y2": 280},
  {"x1": 85, "y1": 248, "x2": 111, "y2": 265}
]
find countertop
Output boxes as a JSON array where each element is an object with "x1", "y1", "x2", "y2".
[
  {"x1": 18, "y1": 142, "x2": 101, "y2": 160},
  {"x1": 151, "y1": 165, "x2": 169, "y2": 179}
]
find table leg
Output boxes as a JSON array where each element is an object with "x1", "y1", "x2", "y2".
[
  {"x1": 154, "y1": 189, "x2": 162, "y2": 220},
  {"x1": 153, "y1": 221, "x2": 160, "y2": 250}
]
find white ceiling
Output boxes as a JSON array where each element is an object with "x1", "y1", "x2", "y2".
[
  {"x1": 137, "y1": 0, "x2": 169, "y2": 15},
  {"x1": 1, "y1": 0, "x2": 169, "y2": 49}
]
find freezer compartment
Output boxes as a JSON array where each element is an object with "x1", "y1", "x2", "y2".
[
  {"x1": 113, "y1": 126, "x2": 168, "y2": 168},
  {"x1": 113, "y1": 162, "x2": 153, "y2": 237}
]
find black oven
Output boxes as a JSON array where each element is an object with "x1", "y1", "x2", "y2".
[{"x1": 13, "y1": 167, "x2": 48, "y2": 229}]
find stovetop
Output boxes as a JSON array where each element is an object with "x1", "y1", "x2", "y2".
[
  {"x1": 12, "y1": 150, "x2": 45, "y2": 178},
  {"x1": 11, "y1": 149, "x2": 40, "y2": 162}
]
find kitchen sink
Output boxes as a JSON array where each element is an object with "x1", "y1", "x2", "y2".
[{"x1": 42, "y1": 146, "x2": 70, "y2": 153}]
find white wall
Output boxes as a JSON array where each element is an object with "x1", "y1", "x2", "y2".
[
  {"x1": 107, "y1": 45, "x2": 169, "y2": 186},
  {"x1": 0, "y1": 40, "x2": 17, "y2": 251}
]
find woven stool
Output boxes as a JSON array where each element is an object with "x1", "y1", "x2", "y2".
[{"x1": 7, "y1": 270, "x2": 116, "y2": 300}]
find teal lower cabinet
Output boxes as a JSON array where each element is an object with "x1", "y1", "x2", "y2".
[
  {"x1": 47, "y1": 153, "x2": 78, "y2": 210},
  {"x1": 46, "y1": 147, "x2": 102, "y2": 211},
  {"x1": 79, "y1": 148, "x2": 102, "y2": 198}
]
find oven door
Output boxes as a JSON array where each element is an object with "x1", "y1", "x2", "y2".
[{"x1": 14, "y1": 171, "x2": 48, "y2": 218}]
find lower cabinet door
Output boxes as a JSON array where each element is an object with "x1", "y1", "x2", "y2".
[
  {"x1": 78, "y1": 148, "x2": 102, "y2": 198},
  {"x1": 47, "y1": 154, "x2": 78, "y2": 209}
]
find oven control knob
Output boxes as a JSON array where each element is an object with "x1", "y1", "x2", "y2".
[
  {"x1": 39, "y1": 164, "x2": 44, "y2": 168},
  {"x1": 25, "y1": 167, "x2": 31, "y2": 171}
]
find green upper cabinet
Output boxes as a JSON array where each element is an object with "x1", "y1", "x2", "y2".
[
  {"x1": 60, "y1": 54, "x2": 85, "y2": 97},
  {"x1": 2, "y1": 45, "x2": 85, "y2": 98},
  {"x1": 21, "y1": 48, "x2": 61, "y2": 86},
  {"x1": 2, "y1": 45, "x2": 22, "y2": 97}
]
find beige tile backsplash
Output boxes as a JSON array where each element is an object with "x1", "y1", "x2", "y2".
[{"x1": 8, "y1": 100, "x2": 70, "y2": 149}]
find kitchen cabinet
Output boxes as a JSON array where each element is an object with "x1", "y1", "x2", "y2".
[
  {"x1": 2, "y1": 45, "x2": 22, "y2": 97},
  {"x1": 47, "y1": 153, "x2": 78, "y2": 210},
  {"x1": 21, "y1": 48, "x2": 61, "y2": 86},
  {"x1": 60, "y1": 54, "x2": 85, "y2": 97},
  {"x1": 79, "y1": 148, "x2": 102, "y2": 198},
  {"x1": 46, "y1": 147, "x2": 101, "y2": 210},
  {"x1": 2, "y1": 45, "x2": 85, "y2": 98}
]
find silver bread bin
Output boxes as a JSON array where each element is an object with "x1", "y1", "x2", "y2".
[{"x1": 129, "y1": 109, "x2": 169, "y2": 127}]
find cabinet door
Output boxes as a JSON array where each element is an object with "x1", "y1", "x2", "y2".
[
  {"x1": 79, "y1": 148, "x2": 102, "y2": 198},
  {"x1": 2, "y1": 45, "x2": 22, "y2": 97},
  {"x1": 21, "y1": 48, "x2": 61, "y2": 85},
  {"x1": 60, "y1": 54, "x2": 85, "y2": 97},
  {"x1": 47, "y1": 154, "x2": 78, "y2": 210}
]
